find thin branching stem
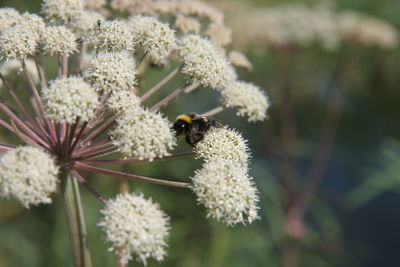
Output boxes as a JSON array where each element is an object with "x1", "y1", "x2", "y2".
[
  {"x1": 81, "y1": 151, "x2": 195, "y2": 164},
  {"x1": 69, "y1": 168, "x2": 107, "y2": 204},
  {"x1": 0, "y1": 103, "x2": 49, "y2": 148},
  {"x1": 81, "y1": 111, "x2": 121, "y2": 144},
  {"x1": 74, "y1": 161, "x2": 191, "y2": 188},
  {"x1": 34, "y1": 55, "x2": 47, "y2": 89},
  {"x1": 0, "y1": 142, "x2": 15, "y2": 152},
  {"x1": 201, "y1": 106, "x2": 224, "y2": 117},
  {"x1": 140, "y1": 67, "x2": 179, "y2": 102},
  {"x1": 150, "y1": 82, "x2": 199, "y2": 112}
]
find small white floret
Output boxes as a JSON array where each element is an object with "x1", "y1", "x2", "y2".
[
  {"x1": 97, "y1": 20, "x2": 133, "y2": 52},
  {"x1": 0, "y1": 146, "x2": 59, "y2": 208},
  {"x1": 41, "y1": 0, "x2": 84, "y2": 25},
  {"x1": 129, "y1": 15, "x2": 177, "y2": 65},
  {"x1": 0, "y1": 7, "x2": 21, "y2": 32},
  {"x1": 179, "y1": 34, "x2": 236, "y2": 89},
  {"x1": 221, "y1": 81, "x2": 269, "y2": 122},
  {"x1": 107, "y1": 89, "x2": 140, "y2": 111},
  {"x1": 191, "y1": 159, "x2": 259, "y2": 225},
  {"x1": 41, "y1": 25, "x2": 78, "y2": 55},
  {"x1": 0, "y1": 24, "x2": 38, "y2": 59},
  {"x1": 42, "y1": 77, "x2": 99, "y2": 123},
  {"x1": 84, "y1": 51, "x2": 137, "y2": 93},
  {"x1": 195, "y1": 127, "x2": 250, "y2": 168},
  {"x1": 98, "y1": 192, "x2": 170, "y2": 265},
  {"x1": 111, "y1": 106, "x2": 176, "y2": 160}
]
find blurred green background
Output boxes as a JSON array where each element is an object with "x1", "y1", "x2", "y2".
[{"x1": 1, "y1": 0, "x2": 400, "y2": 266}]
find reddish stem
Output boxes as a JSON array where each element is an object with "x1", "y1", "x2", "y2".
[{"x1": 74, "y1": 162, "x2": 190, "y2": 188}]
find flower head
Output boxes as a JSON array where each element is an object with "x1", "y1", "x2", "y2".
[
  {"x1": 41, "y1": 25, "x2": 78, "y2": 55},
  {"x1": 0, "y1": 24, "x2": 38, "y2": 59},
  {"x1": 97, "y1": 20, "x2": 133, "y2": 52},
  {"x1": 107, "y1": 89, "x2": 140, "y2": 111},
  {"x1": 0, "y1": 7, "x2": 21, "y2": 32},
  {"x1": 0, "y1": 146, "x2": 59, "y2": 208},
  {"x1": 42, "y1": 77, "x2": 99, "y2": 123},
  {"x1": 179, "y1": 34, "x2": 236, "y2": 89},
  {"x1": 84, "y1": 51, "x2": 137, "y2": 93},
  {"x1": 205, "y1": 23, "x2": 232, "y2": 46},
  {"x1": 195, "y1": 127, "x2": 250, "y2": 168},
  {"x1": 228, "y1": 50, "x2": 253, "y2": 71},
  {"x1": 191, "y1": 159, "x2": 259, "y2": 225},
  {"x1": 99, "y1": 192, "x2": 170, "y2": 265},
  {"x1": 129, "y1": 15, "x2": 177, "y2": 65},
  {"x1": 71, "y1": 10, "x2": 104, "y2": 44},
  {"x1": 41, "y1": 0, "x2": 84, "y2": 25},
  {"x1": 18, "y1": 12, "x2": 46, "y2": 39},
  {"x1": 174, "y1": 14, "x2": 201, "y2": 34},
  {"x1": 221, "y1": 81, "x2": 269, "y2": 122},
  {"x1": 111, "y1": 106, "x2": 176, "y2": 160}
]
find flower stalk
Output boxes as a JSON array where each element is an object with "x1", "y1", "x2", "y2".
[{"x1": 61, "y1": 169, "x2": 93, "y2": 267}]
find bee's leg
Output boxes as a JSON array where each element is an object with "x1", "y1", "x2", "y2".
[
  {"x1": 192, "y1": 132, "x2": 204, "y2": 145},
  {"x1": 185, "y1": 135, "x2": 195, "y2": 147}
]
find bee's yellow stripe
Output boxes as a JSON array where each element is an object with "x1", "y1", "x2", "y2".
[{"x1": 176, "y1": 114, "x2": 192, "y2": 123}]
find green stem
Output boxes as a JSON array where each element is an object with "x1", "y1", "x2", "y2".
[{"x1": 62, "y1": 169, "x2": 93, "y2": 267}]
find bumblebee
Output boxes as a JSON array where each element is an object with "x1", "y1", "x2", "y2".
[{"x1": 173, "y1": 113, "x2": 223, "y2": 146}]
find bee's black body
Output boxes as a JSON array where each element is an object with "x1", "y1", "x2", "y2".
[{"x1": 173, "y1": 113, "x2": 223, "y2": 146}]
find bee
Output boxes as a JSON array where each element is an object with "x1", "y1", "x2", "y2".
[{"x1": 173, "y1": 113, "x2": 224, "y2": 146}]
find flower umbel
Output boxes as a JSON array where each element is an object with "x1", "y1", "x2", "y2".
[
  {"x1": 99, "y1": 192, "x2": 170, "y2": 265},
  {"x1": 0, "y1": 2, "x2": 266, "y2": 266}
]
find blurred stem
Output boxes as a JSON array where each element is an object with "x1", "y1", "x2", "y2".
[
  {"x1": 274, "y1": 49, "x2": 300, "y2": 267},
  {"x1": 300, "y1": 47, "x2": 353, "y2": 212},
  {"x1": 62, "y1": 169, "x2": 93, "y2": 267},
  {"x1": 202, "y1": 106, "x2": 224, "y2": 117},
  {"x1": 274, "y1": 49, "x2": 297, "y2": 205},
  {"x1": 282, "y1": 239, "x2": 299, "y2": 267}
]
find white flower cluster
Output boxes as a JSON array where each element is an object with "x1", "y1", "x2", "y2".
[
  {"x1": 0, "y1": 146, "x2": 59, "y2": 208},
  {"x1": 230, "y1": 3, "x2": 340, "y2": 50},
  {"x1": 179, "y1": 34, "x2": 236, "y2": 90},
  {"x1": 174, "y1": 14, "x2": 201, "y2": 34},
  {"x1": 42, "y1": 77, "x2": 99, "y2": 123},
  {"x1": 0, "y1": 7, "x2": 20, "y2": 32},
  {"x1": 191, "y1": 159, "x2": 259, "y2": 225},
  {"x1": 192, "y1": 127, "x2": 259, "y2": 225},
  {"x1": 205, "y1": 23, "x2": 232, "y2": 46},
  {"x1": 129, "y1": 15, "x2": 177, "y2": 65},
  {"x1": 0, "y1": 24, "x2": 38, "y2": 59},
  {"x1": 107, "y1": 89, "x2": 140, "y2": 111},
  {"x1": 41, "y1": 25, "x2": 78, "y2": 55},
  {"x1": 71, "y1": 10, "x2": 104, "y2": 44},
  {"x1": 97, "y1": 20, "x2": 133, "y2": 52},
  {"x1": 228, "y1": 50, "x2": 253, "y2": 71},
  {"x1": 99, "y1": 192, "x2": 169, "y2": 265},
  {"x1": 111, "y1": 106, "x2": 176, "y2": 160},
  {"x1": 221, "y1": 81, "x2": 270, "y2": 122},
  {"x1": 84, "y1": 51, "x2": 137, "y2": 93},
  {"x1": 195, "y1": 127, "x2": 250, "y2": 169},
  {"x1": 338, "y1": 10, "x2": 399, "y2": 49},
  {"x1": 41, "y1": 0, "x2": 84, "y2": 25},
  {"x1": 229, "y1": 3, "x2": 398, "y2": 50}
]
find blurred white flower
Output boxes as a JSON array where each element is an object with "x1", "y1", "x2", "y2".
[
  {"x1": 221, "y1": 81, "x2": 269, "y2": 122},
  {"x1": 0, "y1": 146, "x2": 59, "y2": 208}
]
